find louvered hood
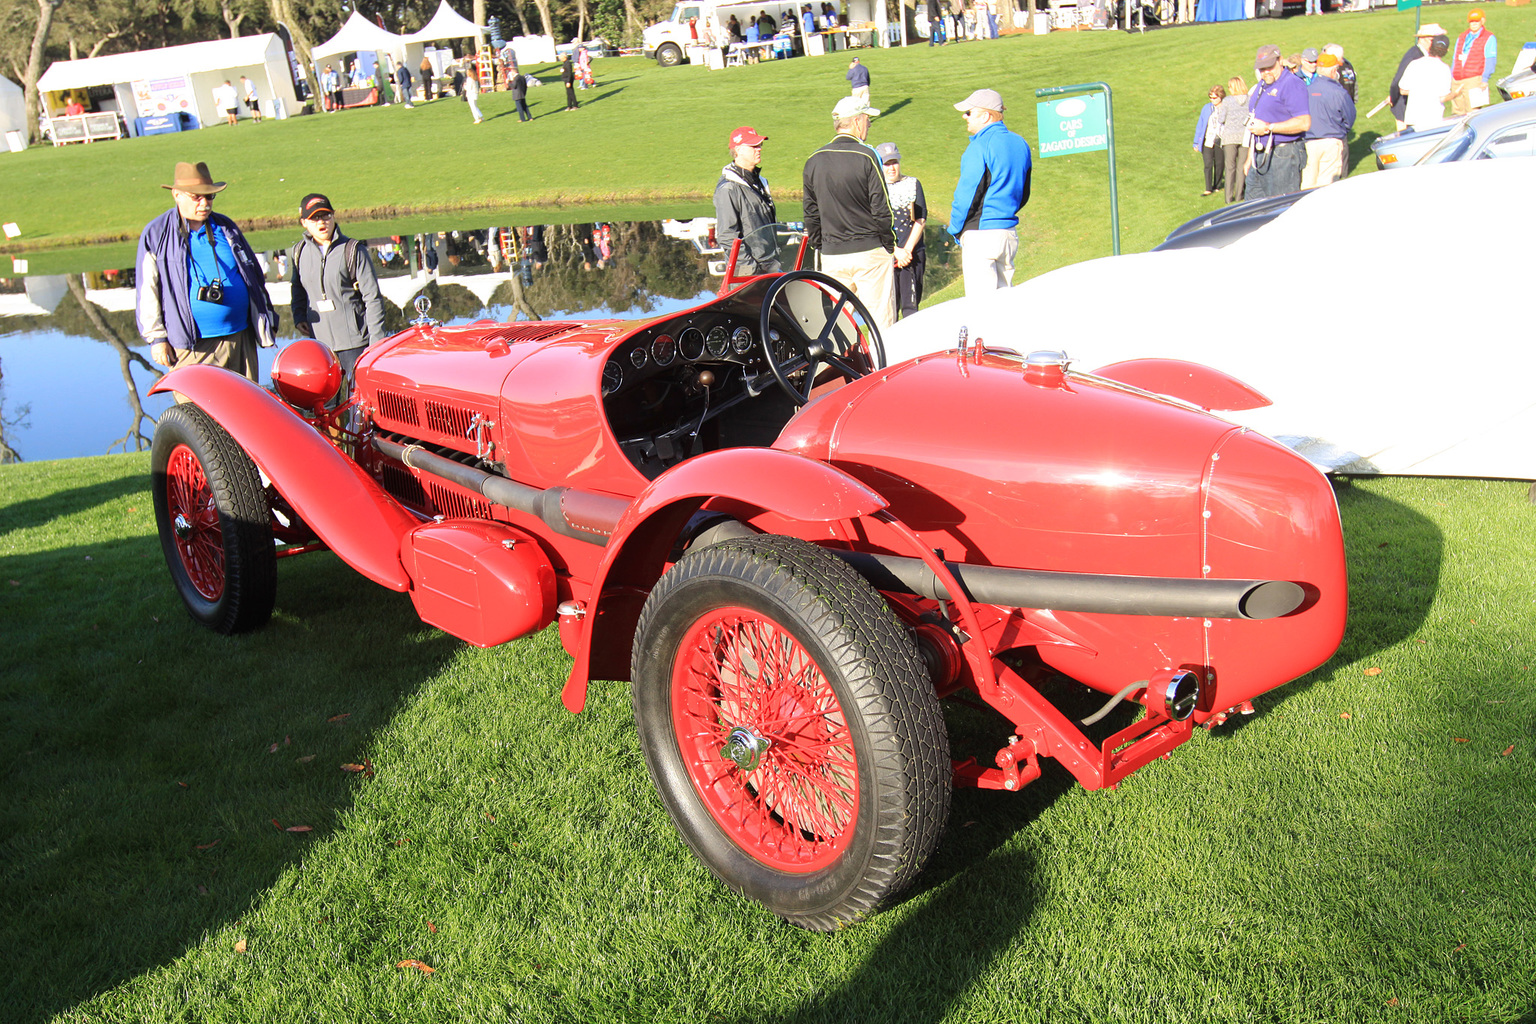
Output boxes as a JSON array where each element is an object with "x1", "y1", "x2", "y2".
[{"x1": 356, "y1": 321, "x2": 582, "y2": 456}]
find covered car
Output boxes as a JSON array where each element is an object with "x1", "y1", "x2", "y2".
[{"x1": 886, "y1": 158, "x2": 1536, "y2": 481}]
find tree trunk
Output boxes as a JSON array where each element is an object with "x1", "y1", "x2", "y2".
[
  {"x1": 575, "y1": 0, "x2": 588, "y2": 42},
  {"x1": 23, "y1": 0, "x2": 57, "y2": 144},
  {"x1": 529, "y1": 0, "x2": 554, "y2": 39},
  {"x1": 473, "y1": 0, "x2": 486, "y2": 29},
  {"x1": 220, "y1": 0, "x2": 246, "y2": 38},
  {"x1": 269, "y1": 0, "x2": 322, "y2": 112},
  {"x1": 621, "y1": 0, "x2": 640, "y2": 44}
]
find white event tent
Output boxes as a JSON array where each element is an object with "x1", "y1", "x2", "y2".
[
  {"x1": 36, "y1": 34, "x2": 298, "y2": 127},
  {"x1": 0, "y1": 75, "x2": 25, "y2": 147},
  {"x1": 311, "y1": 11, "x2": 410, "y2": 67}
]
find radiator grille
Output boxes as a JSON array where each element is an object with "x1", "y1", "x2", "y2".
[
  {"x1": 379, "y1": 462, "x2": 427, "y2": 508},
  {"x1": 485, "y1": 322, "x2": 574, "y2": 344},
  {"x1": 425, "y1": 400, "x2": 476, "y2": 440},
  {"x1": 427, "y1": 481, "x2": 493, "y2": 520},
  {"x1": 375, "y1": 389, "x2": 419, "y2": 427}
]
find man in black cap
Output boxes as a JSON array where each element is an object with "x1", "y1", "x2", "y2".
[{"x1": 288, "y1": 193, "x2": 386, "y2": 386}]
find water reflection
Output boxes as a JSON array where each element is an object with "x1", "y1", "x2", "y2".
[{"x1": 0, "y1": 219, "x2": 761, "y2": 463}]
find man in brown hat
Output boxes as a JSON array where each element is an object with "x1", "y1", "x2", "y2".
[{"x1": 135, "y1": 161, "x2": 278, "y2": 384}]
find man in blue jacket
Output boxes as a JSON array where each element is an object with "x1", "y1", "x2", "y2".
[
  {"x1": 948, "y1": 88, "x2": 1031, "y2": 295},
  {"x1": 136, "y1": 161, "x2": 278, "y2": 385}
]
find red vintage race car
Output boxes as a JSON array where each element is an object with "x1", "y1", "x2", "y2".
[{"x1": 149, "y1": 261, "x2": 1346, "y2": 931}]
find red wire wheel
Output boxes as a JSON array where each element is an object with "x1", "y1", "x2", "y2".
[
  {"x1": 670, "y1": 605, "x2": 860, "y2": 873},
  {"x1": 151, "y1": 403, "x2": 276, "y2": 634},
  {"x1": 632, "y1": 534, "x2": 950, "y2": 930}
]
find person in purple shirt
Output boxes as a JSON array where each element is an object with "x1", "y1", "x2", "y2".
[{"x1": 1245, "y1": 44, "x2": 1311, "y2": 200}]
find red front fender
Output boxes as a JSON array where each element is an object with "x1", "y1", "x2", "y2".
[
  {"x1": 559, "y1": 448, "x2": 890, "y2": 712},
  {"x1": 1091, "y1": 358, "x2": 1272, "y2": 412},
  {"x1": 151, "y1": 366, "x2": 418, "y2": 592}
]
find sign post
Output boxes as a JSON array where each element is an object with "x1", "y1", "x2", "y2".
[{"x1": 1035, "y1": 82, "x2": 1119, "y2": 255}]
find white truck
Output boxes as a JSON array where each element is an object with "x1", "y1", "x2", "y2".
[{"x1": 643, "y1": 1, "x2": 808, "y2": 66}]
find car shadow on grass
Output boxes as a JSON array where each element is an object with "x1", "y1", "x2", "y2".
[
  {"x1": 0, "y1": 475, "x2": 148, "y2": 533},
  {"x1": 0, "y1": 535, "x2": 462, "y2": 1023},
  {"x1": 1348, "y1": 130, "x2": 1382, "y2": 173}
]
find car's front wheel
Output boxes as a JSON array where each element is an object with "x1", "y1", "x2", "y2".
[
  {"x1": 151, "y1": 403, "x2": 276, "y2": 634},
  {"x1": 631, "y1": 535, "x2": 950, "y2": 930}
]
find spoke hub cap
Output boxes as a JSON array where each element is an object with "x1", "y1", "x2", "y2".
[
  {"x1": 173, "y1": 513, "x2": 194, "y2": 539},
  {"x1": 721, "y1": 726, "x2": 771, "y2": 772}
]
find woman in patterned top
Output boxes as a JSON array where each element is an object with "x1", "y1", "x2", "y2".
[{"x1": 876, "y1": 141, "x2": 926, "y2": 321}]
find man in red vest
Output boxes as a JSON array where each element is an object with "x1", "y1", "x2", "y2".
[{"x1": 1450, "y1": 9, "x2": 1497, "y2": 116}]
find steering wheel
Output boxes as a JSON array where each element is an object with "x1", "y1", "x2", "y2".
[{"x1": 757, "y1": 270, "x2": 885, "y2": 406}]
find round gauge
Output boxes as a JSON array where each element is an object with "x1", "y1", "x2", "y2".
[
  {"x1": 651, "y1": 333, "x2": 677, "y2": 367},
  {"x1": 731, "y1": 326, "x2": 754, "y2": 354},
  {"x1": 602, "y1": 362, "x2": 624, "y2": 396},
  {"x1": 679, "y1": 327, "x2": 706, "y2": 361},
  {"x1": 630, "y1": 346, "x2": 648, "y2": 369},
  {"x1": 706, "y1": 325, "x2": 731, "y2": 359}
]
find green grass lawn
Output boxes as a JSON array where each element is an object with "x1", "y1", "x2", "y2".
[
  {"x1": 10, "y1": 6, "x2": 1536, "y2": 294},
  {"x1": 2, "y1": 455, "x2": 1534, "y2": 1023}
]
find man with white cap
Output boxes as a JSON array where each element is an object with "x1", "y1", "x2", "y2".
[
  {"x1": 1388, "y1": 23, "x2": 1447, "y2": 131},
  {"x1": 802, "y1": 96, "x2": 896, "y2": 328},
  {"x1": 948, "y1": 87, "x2": 1031, "y2": 296}
]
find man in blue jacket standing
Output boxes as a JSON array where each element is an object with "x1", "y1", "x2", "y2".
[
  {"x1": 948, "y1": 88, "x2": 1031, "y2": 295},
  {"x1": 136, "y1": 161, "x2": 278, "y2": 386}
]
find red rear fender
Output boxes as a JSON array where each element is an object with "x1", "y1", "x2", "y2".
[
  {"x1": 1090, "y1": 359, "x2": 1272, "y2": 412},
  {"x1": 151, "y1": 366, "x2": 418, "y2": 592},
  {"x1": 559, "y1": 448, "x2": 890, "y2": 712}
]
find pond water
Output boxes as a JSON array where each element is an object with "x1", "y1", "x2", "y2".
[{"x1": 2, "y1": 217, "x2": 889, "y2": 463}]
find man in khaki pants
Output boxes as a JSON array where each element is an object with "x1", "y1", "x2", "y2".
[{"x1": 801, "y1": 96, "x2": 896, "y2": 329}]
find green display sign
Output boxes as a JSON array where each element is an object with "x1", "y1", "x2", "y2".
[{"x1": 1036, "y1": 93, "x2": 1109, "y2": 158}]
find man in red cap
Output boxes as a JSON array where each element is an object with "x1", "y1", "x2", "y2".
[
  {"x1": 1450, "y1": 9, "x2": 1497, "y2": 116},
  {"x1": 714, "y1": 126, "x2": 781, "y2": 276}
]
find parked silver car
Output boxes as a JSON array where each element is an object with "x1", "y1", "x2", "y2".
[{"x1": 1373, "y1": 94, "x2": 1536, "y2": 169}]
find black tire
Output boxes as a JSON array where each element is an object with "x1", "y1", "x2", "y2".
[
  {"x1": 656, "y1": 43, "x2": 684, "y2": 67},
  {"x1": 631, "y1": 535, "x2": 950, "y2": 930},
  {"x1": 151, "y1": 403, "x2": 277, "y2": 634}
]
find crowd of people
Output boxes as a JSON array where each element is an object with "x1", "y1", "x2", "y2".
[
  {"x1": 713, "y1": 84, "x2": 1032, "y2": 330},
  {"x1": 1193, "y1": 9, "x2": 1500, "y2": 205},
  {"x1": 1194, "y1": 39, "x2": 1358, "y2": 203}
]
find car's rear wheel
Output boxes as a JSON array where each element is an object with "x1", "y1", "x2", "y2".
[
  {"x1": 656, "y1": 43, "x2": 683, "y2": 67},
  {"x1": 631, "y1": 535, "x2": 950, "y2": 930},
  {"x1": 151, "y1": 403, "x2": 276, "y2": 634}
]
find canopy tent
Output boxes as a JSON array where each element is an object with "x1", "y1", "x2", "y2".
[
  {"x1": 0, "y1": 75, "x2": 25, "y2": 143},
  {"x1": 405, "y1": 1, "x2": 485, "y2": 46},
  {"x1": 311, "y1": 11, "x2": 409, "y2": 63},
  {"x1": 36, "y1": 34, "x2": 297, "y2": 127}
]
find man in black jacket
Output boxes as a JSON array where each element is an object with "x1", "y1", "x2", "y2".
[
  {"x1": 289, "y1": 193, "x2": 386, "y2": 387},
  {"x1": 802, "y1": 96, "x2": 895, "y2": 328}
]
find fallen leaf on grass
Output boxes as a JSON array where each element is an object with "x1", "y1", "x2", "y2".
[
  {"x1": 284, "y1": 735, "x2": 291, "y2": 746},
  {"x1": 197, "y1": 885, "x2": 208, "y2": 895},
  {"x1": 1377, "y1": 542, "x2": 1389, "y2": 548},
  {"x1": 234, "y1": 939, "x2": 247, "y2": 954},
  {"x1": 285, "y1": 825, "x2": 313, "y2": 833},
  {"x1": 486, "y1": 813, "x2": 496, "y2": 822},
  {"x1": 1339, "y1": 713, "x2": 1351, "y2": 720},
  {"x1": 268, "y1": 743, "x2": 279, "y2": 754},
  {"x1": 195, "y1": 839, "x2": 221, "y2": 851},
  {"x1": 428, "y1": 921, "x2": 437, "y2": 934},
  {"x1": 271, "y1": 818, "x2": 283, "y2": 830},
  {"x1": 1386, "y1": 997, "x2": 1399, "y2": 1007},
  {"x1": 177, "y1": 781, "x2": 189, "y2": 789},
  {"x1": 341, "y1": 763, "x2": 367, "y2": 773},
  {"x1": 398, "y1": 960, "x2": 435, "y2": 974},
  {"x1": 296, "y1": 754, "x2": 316, "y2": 763},
  {"x1": 128, "y1": 507, "x2": 137, "y2": 512},
  {"x1": 7, "y1": 580, "x2": 18, "y2": 587},
  {"x1": 1363, "y1": 667, "x2": 1383, "y2": 676},
  {"x1": 1453, "y1": 943, "x2": 1466, "y2": 953},
  {"x1": 1453, "y1": 737, "x2": 1470, "y2": 744},
  {"x1": 328, "y1": 713, "x2": 350, "y2": 723},
  {"x1": 1503, "y1": 745, "x2": 1515, "y2": 756}
]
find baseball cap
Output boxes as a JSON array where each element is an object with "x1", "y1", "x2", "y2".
[
  {"x1": 832, "y1": 96, "x2": 880, "y2": 118},
  {"x1": 874, "y1": 141, "x2": 900, "y2": 164},
  {"x1": 1301, "y1": 47, "x2": 1319, "y2": 62},
  {"x1": 1255, "y1": 44, "x2": 1280, "y2": 70},
  {"x1": 1416, "y1": 22, "x2": 1444, "y2": 36},
  {"x1": 1468, "y1": 7, "x2": 1485, "y2": 21},
  {"x1": 952, "y1": 88, "x2": 1005, "y2": 113},
  {"x1": 729, "y1": 126, "x2": 767, "y2": 148},
  {"x1": 300, "y1": 193, "x2": 334, "y2": 219},
  {"x1": 1317, "y1": 53, "x2": 1340, "y2": 68},
  {"x1": 1323, "y1": 43, "x2": 1344, "y2": 58}
]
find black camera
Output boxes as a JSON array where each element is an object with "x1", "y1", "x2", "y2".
[{"x1": 197, "y1": 280, "x2": 224, "y2": 304}]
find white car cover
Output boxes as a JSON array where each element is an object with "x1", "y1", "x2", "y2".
[{"x1": 885, "y1": 160, "x2": 1534, "y2": 479}]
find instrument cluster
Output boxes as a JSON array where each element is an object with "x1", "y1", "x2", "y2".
[{"x1": 602, "y1": 315, "x2": 762, "y2": 397}]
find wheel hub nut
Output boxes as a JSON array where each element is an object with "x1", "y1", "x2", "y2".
[
  {"x1": 173, "y1": 513, "x2": 193, "y2": 539},
  {"x1": 720, "y1": 726, "x2": 770, "y2": 771}
]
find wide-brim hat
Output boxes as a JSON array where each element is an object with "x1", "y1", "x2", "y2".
[
  {"x1": 161, "y1": 161, "x2": 227, "y2": 195},
  {"x1": 1416, "y1": 22, "x2": 1445, "y2": 36}
]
